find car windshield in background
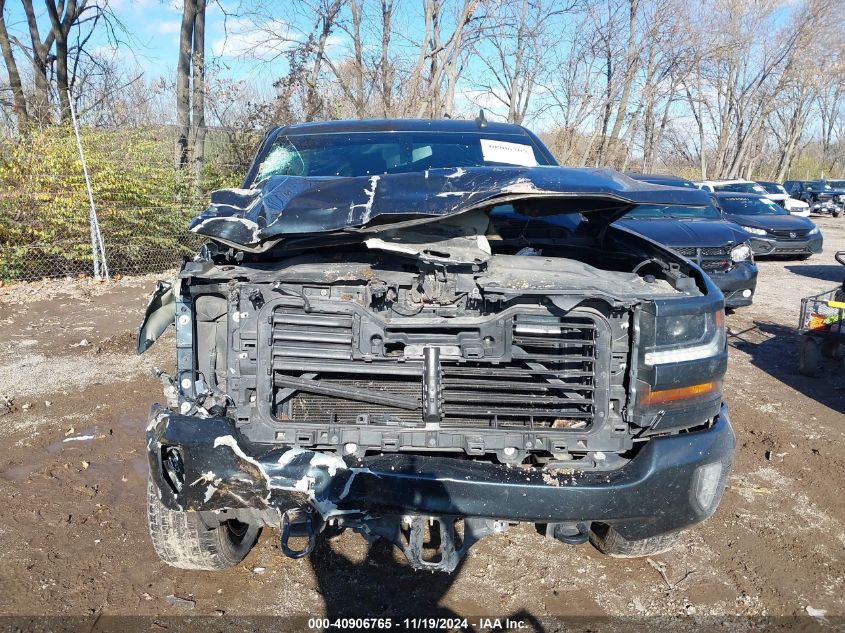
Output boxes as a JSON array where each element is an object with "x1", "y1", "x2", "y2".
[
  {"x1": 759, "y1": 183, "x2": 787, "y2": 195},
  {"x1": 624, "y1": 204, "x2": 721, "y2": 220},
  {"x1": 253, "y1": 132, "x2": 551, "y2": 181},
  {"x1": 643, "y1": 178, "x2": 697, "y2": 189},
  {"x1": 814, "y1": 180, "x2": 845, "y2": 190},
  {"x1": 715, "y1": 182, "x2": 769, "y2": 194},
  {"x1": 719, "y1": 196, "x2": 788, "y2": 216}
]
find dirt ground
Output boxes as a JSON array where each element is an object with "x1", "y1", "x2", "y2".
[{"x1": 1, "y1": 218, "x2": 844, "y2": 631}]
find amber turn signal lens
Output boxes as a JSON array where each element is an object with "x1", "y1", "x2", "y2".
[{"x1": 639, "y1": 380, "x2": 721, "y2": 406}]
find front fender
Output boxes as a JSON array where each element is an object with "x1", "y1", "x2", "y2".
[{"x1": 137, "y1": 279, "x2": 179, "y2": 354}]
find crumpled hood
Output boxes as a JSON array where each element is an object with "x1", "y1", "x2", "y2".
[
  {"x1": 189, "y1": 166, "x2": 713, "y2": 251},
  {"x1": 614, "y1": 218, "x2": 750, "y2": 247}
]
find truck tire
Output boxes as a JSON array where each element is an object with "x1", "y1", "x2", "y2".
[
  {"x1": 589, "y1": 523, "x2": 680, "y2": 558},
  {"x1": 798, "y1": 336, "x2": 821, "y2": 376},
  {"x1": 147, "y1": 479, "x2": 260, "y2": 570}
]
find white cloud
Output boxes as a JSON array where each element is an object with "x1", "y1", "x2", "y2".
[
  {"x1": 110, "y1": 0, "x2": 169, "y2": 11},
  {"x1": 156, "y1": 20, "x2": 181, "y2": 35},
  {"x1": 211, "y1": 18, "x2": 347, "y2": 61},
  {"x1": 212, "y1": 19, "x2": 300, "y2": 60}
]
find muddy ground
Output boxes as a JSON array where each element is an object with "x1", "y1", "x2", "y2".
[{"x1": 0, "y1": 218, "x2": 843, "y2": 631}]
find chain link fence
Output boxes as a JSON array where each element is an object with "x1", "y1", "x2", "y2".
[
  {"x1": 0, "y1": 121, "x2": 259, "y2": 283},
  {"x1": 0, "y1": 233, "x2": 205, "y2": 282}
]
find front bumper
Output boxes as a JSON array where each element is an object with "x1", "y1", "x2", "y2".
[
  {"x1": 750, "y1": 234, "x2": 823, "y2": 257},
  {"x1": 709, "y1": 261, "x2": 758, "y2": 307},
  {"x1": 147, "y1": 404, "x2": 735, "y2": 541},
  {"x1": 809, "y1": 201, "x2": 841, "y2": 216},
  {"x1": 783, "y1": 200, "x2": 810, "y2": 216}
]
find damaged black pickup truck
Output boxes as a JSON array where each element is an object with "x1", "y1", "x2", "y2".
[{"x1": 139, "y1": 119, "x2": 735, "y2": 573}]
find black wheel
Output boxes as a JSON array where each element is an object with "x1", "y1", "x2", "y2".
[
  {"x1": 798, "y1": 336, "x2": 821, "y2": 376},
  {"x1": 588, "y1": 523, "x2": 680, "y2": 558},
  {"x1": 147, "y1": 479, "x2": 260, "y2": 570},
  {"x1": 833, "y1": 210, "x2": 841, "y2": 218}
]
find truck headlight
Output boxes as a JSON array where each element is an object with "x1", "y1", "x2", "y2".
[
  {"x1": 730, "y1": 243, "x2": 752, "y2": 262},
  {"x1": 808, "y1": 225, "x2": 819, "y2": 236},
  {"x1": 741, "y1": 226, "x2": 767, "y2": 236},
  {"x1": 644, "y1": 310, "x2": 726, "y2": 365}
]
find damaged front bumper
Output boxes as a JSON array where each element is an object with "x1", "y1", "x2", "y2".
[
  {"x1": 147, "y1": 404, "x2": 735, "y2": 545},
  {"x1": 709, "y1": 261, "x2": 757, "y2": 308}
]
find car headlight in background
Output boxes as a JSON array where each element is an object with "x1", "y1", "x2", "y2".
[
  {"x1": 730, "y1": 243, "x2": 753, "y2": 262},
  {"x1": 643, "y1": 310, "x2": 726, "y2": 365},
  {"x1": 741, "y1": 226, "x2": 767, "y2": 236}
]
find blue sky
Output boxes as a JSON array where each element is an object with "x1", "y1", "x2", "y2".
[
  {"x1": 4, "y1": 0, "x2": 274, "y2": 82},
  {"x1": 2, "y1": 0, "x2": 529, "y2": 121}
]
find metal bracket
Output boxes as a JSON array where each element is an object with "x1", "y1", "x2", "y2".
[
  {"x1": 280, "y1": 509, "x2": 319, "y2": 559},
  {"x1": 422, "y1": 346, "x2": 442, "y2": 424},
  {"x1": 352, "y1": 515, "x2": 505, "y2": 573}
]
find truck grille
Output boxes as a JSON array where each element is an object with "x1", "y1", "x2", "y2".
[
  {"x1": 272, "y1": 309, "x2": 354, "y2": 361},
  {"x1": 271, "y1": 308, "x2": 598, "y2": 430},
  {"x1": 441, "y1": 314, "x2": 596, "y2": 428},
  {"x1": 675, "y1": 246, "x2": 731, "y2": 273}
]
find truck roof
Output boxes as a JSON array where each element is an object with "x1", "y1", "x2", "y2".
[{"x1": 274, "y1": 118, "x2": 532, "y2": 136}]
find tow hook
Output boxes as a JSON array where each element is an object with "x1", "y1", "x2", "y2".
[
  {"x1": 280, "y1": 508, "x2": 319, "y2": 559},
  {"x1": 545, "y1": 521, "x2": 590, "y2": 545}
]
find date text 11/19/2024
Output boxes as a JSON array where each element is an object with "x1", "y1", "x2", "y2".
[{"x1": 307, "y1": 617, "x2": 529, "y2": 630}]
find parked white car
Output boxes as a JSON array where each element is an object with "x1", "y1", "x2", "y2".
[
  {"x1": 695, "y1": 179, "x2": 770, "y2": 195},
  {"x1": 694, "y1": 179, "x2": 810, "y2": 216},
  {"x1": 756, "y1": 181, "x2": 811, "y2": 217}
]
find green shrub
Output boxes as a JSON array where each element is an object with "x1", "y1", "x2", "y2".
[{"x1": 0, "y1": 126, "x2": 247, "y2": 280}]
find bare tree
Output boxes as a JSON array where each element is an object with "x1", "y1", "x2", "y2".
[
  {"x1": 191, "y1": 0, "x2": 206, "y2": 182},
  {"x1": 322, "y1": 0, "x2": 367, "y2": 118},
  {"x1": 0, "y1": 0, "x2": 28, "y2": 132},
  {"x1": 405, "y1": 0, "x2": 482, "y2": 118},
  {"x1": 175, "y1": 0, "x2": 207, "y2": 178},
  {"x1": 603, "y1": 0, "x2": 638, "y2": 162},
  {"x1": 473, "y1": 0, "x2": 572, "y2": 125},
  {"x1": 17, "y1": 0, "x2": 55, "y2": 123},
  {"x1": 44, "y1": 0, "x2": 89, "y2": 122},
  {"x1": 379, "y1": 0, "x2": 395, "y2": 116},
  {"x1": 1, "y1": 0, "x2": 842, "y2": 182}
]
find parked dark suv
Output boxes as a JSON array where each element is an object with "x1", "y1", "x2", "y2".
[
  {"x1": 622, "y1": 174, "x2": 758, "y2": 307},
  {"x1": 139, "y1": 119, "x2": 735, "y2": 573},
  {"x1": 784, "y1": 180, "x2": 843, "y2": 217}
]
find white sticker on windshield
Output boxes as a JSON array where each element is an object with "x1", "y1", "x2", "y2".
[{"x1": 480, "y1": 139, "x2": 538, "y2": 166}]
